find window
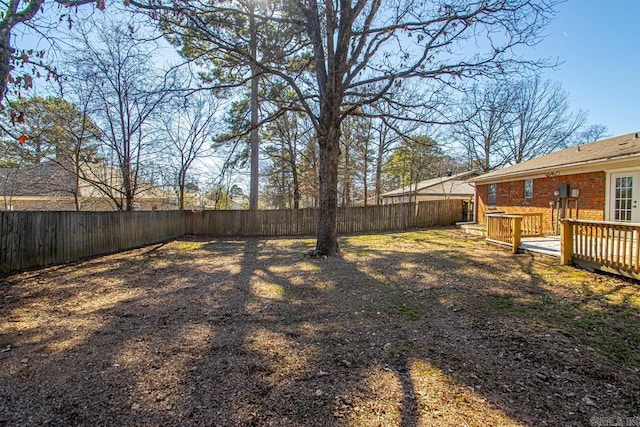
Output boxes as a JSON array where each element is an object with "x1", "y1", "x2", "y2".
[
  {"x1": 488, "y1": 183, "x2": 497, "y2": 206},
  {"x1": 524, "y1": 179, "x2": 533, "y2": 199}
]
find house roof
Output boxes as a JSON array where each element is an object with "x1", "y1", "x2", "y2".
[
  {"x1": 0, "y1": 162, "x2": 76, "y2": 197},
  {"x1": 381, "y1": 170, "x2": 478, "y2": 198},
  {"x1": 1, "y1": 161, "x2": 172, "y2": 199},
  {"x1": 470, "y1": 131, "x2": 640, "y2": 184}
]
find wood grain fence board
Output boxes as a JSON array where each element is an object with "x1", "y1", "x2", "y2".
[
  {"x1": 416, "y1": 199, "x2": 463, "y2": 228},
  {"x1": 0, "y1": 211, "x2": 185, "y2": 272},
  {"x1": 1, "y1": 200, "x2": 461, "y2": 272}
]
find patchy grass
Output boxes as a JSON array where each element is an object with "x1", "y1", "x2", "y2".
[
  {"x1": 176, "y1": 241, "x2": 208, "y2": 251},
  {"x1": 1, "y1": 228, "x2": 639, "y2": 426}
]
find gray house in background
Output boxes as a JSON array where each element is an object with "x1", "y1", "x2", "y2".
[{"x1": 380, "y1": 170, "x2": 479, "y2": 205}]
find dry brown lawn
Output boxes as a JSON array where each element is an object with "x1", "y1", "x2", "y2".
[{"x1": 1, "y1": 228, "x2": 639, "y2": 426}]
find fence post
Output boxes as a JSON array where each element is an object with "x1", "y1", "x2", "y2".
[
  {"x1": 512, "y1": 216, "x2": 521, "y2": 254},
  {"x1": 560, "y1": 219, "x2": 573, "y2": 265}
]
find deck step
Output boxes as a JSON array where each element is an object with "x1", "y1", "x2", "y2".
[{"x1": 457, "y1": 222, "x2": 486, "y2": 236}]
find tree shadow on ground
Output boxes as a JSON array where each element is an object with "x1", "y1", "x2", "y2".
[{"x1": 1, "y1": 229, "x2": 639, "y2": 426}]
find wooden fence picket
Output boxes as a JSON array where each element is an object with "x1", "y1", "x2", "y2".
[{"x1": 0, "y1": 200, "x2": 463, "y2": 272}]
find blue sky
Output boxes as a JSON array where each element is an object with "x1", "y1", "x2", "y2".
[
  {"x1": 534, "y1": 0, "x2": 640, "y2": 136},
  {"x1": 16, "y1": 0, "x2": 639, "y2": 138}
]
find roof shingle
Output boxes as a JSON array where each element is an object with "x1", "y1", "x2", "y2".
[{"x1": 470, "y1": 131, "x2": 640, "y2": 183}]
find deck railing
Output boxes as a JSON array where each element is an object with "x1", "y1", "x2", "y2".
[
  {"x1": 486, "y1": 213, "x2": 544, "y2": 253},
  {"x1": 518, "y1": 213, "x2": 544, "y2": 237},
  {"x1": 561, "y1": 219, "x2": 640, "y2": 280}
]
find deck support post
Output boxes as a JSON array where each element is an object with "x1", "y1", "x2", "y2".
[
  {"x1": 560, "y1": 219, "x2": 573, "y2": 265},
  {"x1": 512, "y1": 217, "x2": 522, "y2": 254}
]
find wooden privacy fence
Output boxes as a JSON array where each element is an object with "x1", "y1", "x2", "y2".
[
  {"x1": 1, "y1": 200, "x2": 464, "y2": 272},
  {"x1": 337, "y1": 203, "x2": 416, "y2": 234},
  {"x1": 186, "y1": 208, "x2": 318, "y2": 236},
  {"x1": 415, "y1": 199, "x2": 465, "y2": 228},
  {"x1": 561, "y1": 219, "x2": 640, "y2": 280},
  {"x1": 185, "y1": 203, "x2": 419, "y2": 236},
  {"x1": 486, "y1": 212, "x2": 544, "y2": 254},
  {"x1": 0, "y1": 211, "x2": 185, "y2": 272}
]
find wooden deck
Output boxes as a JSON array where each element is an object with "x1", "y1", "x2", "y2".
[
  {"x1": 460, "y1": 221, "x2": 561, "y2": 258},
  {"x1": 519, "y1": 236, "x2": 561, "y2": 258},
  {"x1": 477, "y1": 215, "x2": 640, "y2": 280},
  {"x1": 566, "y1": 220, "x2": 640, "y2": 280}
]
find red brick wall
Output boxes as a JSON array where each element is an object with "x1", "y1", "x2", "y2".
[{"x1": 476, "y1": 171, "x2": 605, "y2": 233}]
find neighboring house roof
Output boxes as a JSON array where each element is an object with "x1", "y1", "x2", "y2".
[
  {"x1": 381, "y1": 170, "x2": 479, "y2": 198},
  {"x1": 470, "y1": 131, "x2": 640, "y2": 184},
  {"x1": 0, "y1": 161, "x2": 172, "y2": 200},
  {"x1": 0, "y1": 162, "x2": 76, "y2": 197}
]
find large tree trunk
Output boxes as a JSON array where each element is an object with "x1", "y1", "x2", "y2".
[
  {"x1": 179, "y1": 184, "x2": 185, "y2": 210},
  {"x1": 74, "y1": 152, "x2": 81, "y2": 211},
  {"x1": 122, "y1": 161, "x2": 134, "y2": 211},
  {"x1": 342, "y1": 141, "x2": 351, "y2": 207},
  {"x1": 288, "y1": 136, "x2": 300, "y2": 209},
  {"x1": 315, "y1": 111, "x2": 341, "y2": 256},
  {"x1": 248, "y1": 5, "x2": 259, "y2": 210},
  {"x1": 178, "y1": 169, "x2": 186, "y2": 210},
  {"x1": 291, "y1": 167, "x2": 300, "y2": 209},
  {"x1": 362, "y1": 139, "x2": 368, "y2": 206},
  {"x1": 375, "y1": 135, "x2": 384, "y2": 205},
  {"x1": 305, "y1": 0, "x2": 348, "y2": 256}
]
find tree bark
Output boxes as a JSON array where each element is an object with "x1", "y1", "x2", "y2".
[
  {"x1": 0, "y1": 25, "x2": 12, "y2": 101},
  {"x1": 179, "y1": 182, "x2": 185, "y2": 210},
  {"x1": 362, "y1": 137, "x2": 368, "y2": 207},
  {"x1": 248, "y1": 4, "x2": 259, "y2": 210},
  {"x1": 375, "y1": 141, "x2": 384, "y2": 204},
  {"x1": 315, "y1": 109, "x2": 341, "y2": 255},
  {"x1": 342, "y1": 139, "x2": 351, "y2": 207},
  {"x1": 290, "y1": 152, "x2": 300, "y2": 209}
]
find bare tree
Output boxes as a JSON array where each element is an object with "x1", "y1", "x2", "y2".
[
  {"x1": 144, "y1": 0, "x2": 293, "y2": 211},
  {"x1": 134, "y1": 0, "x2": 559, "y2": 255},
  {"x1": 504, "y1": 75, "x2": 586, "y2": 164},
  {"x1": 160, "y1": 92, "x2": 219, "y2": 210},
  {"x1": 453, "y1": 75, "x2": 591, "y2": 169},
  {"x1": 298, "y1": 130, "x2": 319, "y2": 208},
  {"x1": 65, "y1": 16, "x2": 174, "y2": 211},
  {"x1": 371, "y1": 107, "x2": 421, "y2": 204},
  {"x1": 452, "y1": 82, "x2": 513, "y2": 172},
  {"x1": 339, "y1": 114, "x2": 372, "y2": 206},
  {"x1": 372, "y1": 119, "x2": 399, "y2": 204},
  {"x1": 262, "y1": 110, "x2": 313, "y2": 209},
  {"x1": 579, "y1": 123, "x2": 609, "y2": 144}
]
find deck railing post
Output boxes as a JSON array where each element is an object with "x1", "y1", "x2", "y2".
[
  {"x1": 560, "y1": 219, "x2": 573, "y2": 265},
  {"x1": 486, "y1": 215, "x2": 494, "y2": 240},
  {"x1": 512, "y1": 217, "x2": 522, "y2": 254}
]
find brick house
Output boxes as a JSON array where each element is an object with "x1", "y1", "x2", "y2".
[{"x1": 469, "y1": 131, "x2": 640, "y2": 234}]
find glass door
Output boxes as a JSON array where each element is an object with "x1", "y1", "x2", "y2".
[{"x1": 610, "y1": 172, "x2": 639, "y2": 222}]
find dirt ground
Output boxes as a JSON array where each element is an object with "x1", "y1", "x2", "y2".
[{"x1": 1, "y1": 228, "x2": 639, "y2": 426}]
